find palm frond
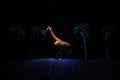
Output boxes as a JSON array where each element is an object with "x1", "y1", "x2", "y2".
[
  {"x1": 39, "y1": 26, "x2": 48, "y2": 39},
  {"x1": 100, "y1": 25, "x2": 113, "y2": 41},
  {"x1": 73, "y1": 22, "x2": 90, "y2": 40}
]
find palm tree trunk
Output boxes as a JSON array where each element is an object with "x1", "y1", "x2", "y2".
[
  {"x1": 106, "y1": 44, "x2": 109, "y2": 60},
  {"x1": 83, "y1": 38, "x2": 87, "y2": 61}
]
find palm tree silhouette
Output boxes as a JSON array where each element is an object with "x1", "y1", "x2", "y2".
[
  {"x1": 9, "y1": 24, "x2": 26, "y2": 59},
  {"x1": 100, "y1": 25, "x2": 113, "y2": 60},
  {"x1": 73, "y1": 22, "x2": 90, "y2": 60},
  {"x1": 9, "y1": 25, "x2": 26, "y2": 40}
]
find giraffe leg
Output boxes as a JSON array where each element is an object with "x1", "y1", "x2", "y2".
[
  {"x1": 55, "y1": 53, "x2": 58, "y2": 59},
  {"x1": 55, "y1": 47, "x2": 60, "y2": 59},
  {"x1": 59, "y1": 50, "x2": 63, "y2": 59},
  {"x1": 64, "y1": 48, "x2": 70, "y2": 58}
]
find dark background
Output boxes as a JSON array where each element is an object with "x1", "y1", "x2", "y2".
[{"x1": 0, "y1": 0, "x2": 120, "y2": 61}]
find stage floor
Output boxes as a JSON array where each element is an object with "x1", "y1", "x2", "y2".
[{"x1": 1, "y1": 58, "x2": 120, "y2": 80}]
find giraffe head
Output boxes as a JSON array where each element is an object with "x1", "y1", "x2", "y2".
[
  {"x1": 46, "y1": 26, "x2": 52, "y2": 31},
  {"x1": 45, "y1": 26, "x2": 53, "y2": 34}
]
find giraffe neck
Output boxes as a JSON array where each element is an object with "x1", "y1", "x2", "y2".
[{"x1": 49, "y1": 29, "x2": 61, "y2": 41}]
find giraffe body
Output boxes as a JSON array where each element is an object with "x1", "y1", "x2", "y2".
[{"x1": 46, "y1": 26, "x2": 72, "y2": 59}]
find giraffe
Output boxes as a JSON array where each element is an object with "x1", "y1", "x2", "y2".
[{"x1": 46, "y1": 26, "x2": 72, "y2": 59}]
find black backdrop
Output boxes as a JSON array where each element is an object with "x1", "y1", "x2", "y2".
[{"x1": 0, "y1": 0, "x2": 120, "y2": 61}]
